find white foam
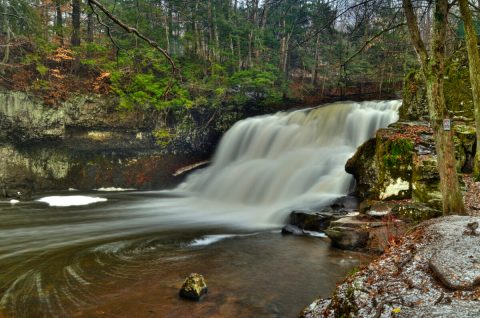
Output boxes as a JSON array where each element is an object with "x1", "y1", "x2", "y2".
[
  {"x1": 37, "y1": 196, "x2": 107, "y2": 207},
  {"x1": 9, "y1": 199, "x2": 19, "y2": 205},
  {"x1": 189, "y1": 233, "x2": 257, "y2": 247},
  {"x1": 303, "y1": 230, "x2": 327, "y2": 238},
  {"x1": 95, "y1": 187, "x2": 135, "y2": 192}
]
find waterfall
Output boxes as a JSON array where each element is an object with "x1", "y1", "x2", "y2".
[{"x1": 177, "y1": 100, "x2": 400, "y2": 223}]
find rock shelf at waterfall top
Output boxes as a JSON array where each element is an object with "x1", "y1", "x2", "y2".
[{"x1": 301, "y1": 216, "x2": 480, "y2": 318}]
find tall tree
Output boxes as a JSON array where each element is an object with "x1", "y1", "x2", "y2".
[
  {"x1": 55, "y1": 0, "x2": 64, "y2": 45},
  {"x1": 71, "y1": 0, "x2": 81, "y2": 46},
  {"x1": 458, "y1": 0, "x2": 480, "y2": 180},
  {"x1": 403, "y1": 0, "x2": 466, "y2": 215}
]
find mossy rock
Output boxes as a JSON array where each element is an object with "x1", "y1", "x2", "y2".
[
  {"x1": 400, "y1": 70, "x2": 429, "y2": 121},
  {"x1": 179, "y1": 273, "x2": 208, "y2": 301},
  {"x1": 375, "y1": 129, "x2": 414, "y2": 200},
  {"x1": 345, "y1": 138, "x2": 378, "y2": 199},
  {"x1": 401, "y1": 48, "x2": 475, "y2": 121},
  {"x1": 412, "y1": 154, "x2": 442, "y2": 210}
]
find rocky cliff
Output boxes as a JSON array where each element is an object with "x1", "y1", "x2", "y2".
[{"x1": 0, "y1": 90, "x2": 253, "y2": 199}]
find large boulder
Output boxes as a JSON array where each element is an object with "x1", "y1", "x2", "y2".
[
  {"x1": 179, "y1": 273, "x2": 208, "y2": 301},
  {"x1": 347, "y1": 120, "x2": 476, "y2": 212},
  {"x1": 346, "y1": 123, "x2": 418, "y2": 201}
]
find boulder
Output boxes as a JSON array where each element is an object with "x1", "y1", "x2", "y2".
[
  {"x1": 179, "y1": 273, "x2": 208, "y2": 301},
  {"x1": 324, "y1": 225, "x2": 369, "y2": 250},
  {"x1": 324, "y1": 216, "x2": 402, "y2": 252},
  {"x1": 345, "y1": 138, "x2": 378, "y2": 200},
  {"x1": 281, "y1": 224, "x2": 304, "y2": 236}
]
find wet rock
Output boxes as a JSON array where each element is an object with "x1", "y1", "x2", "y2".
[
  {"x1": 281, "y1": 224, "x2": 304, "y2": 236},
  {"x1": 304, "y1": 216, "x2": 480, "y2": 317},
  {"x1": 324, "y1": 225, "x2": 369, "y2": 250},
  {"x1": 179, "y1": 273, "x2": 208, "y2": 301},
  {"x1": 325, "y1": 215, "x2": 406, "y2": 252},
  {"x1": 331, "y1": 195, "x2": 359, "y2": 211},
  {"x1": 289, "y1": 210, "x2": 344, "y2": 232}
]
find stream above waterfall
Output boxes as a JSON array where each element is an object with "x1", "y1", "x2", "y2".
[{"x1": 0, "y1": 100, "x2": 400, "y2": 317}]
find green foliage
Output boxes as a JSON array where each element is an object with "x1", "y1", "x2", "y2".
[
  {"x1": 383, "y1": 139, "x2": 414, "y2": 168},
  {"x1": 153, "y1": 128, "x2": 173, "y2": 147},
  {"x1": 230, "y1": 66, "x2": 283, "y2": 105}
]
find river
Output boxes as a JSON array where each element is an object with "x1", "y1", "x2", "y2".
[{"x1": 0, "y1": 100, "x2": 400, "y2": 317}]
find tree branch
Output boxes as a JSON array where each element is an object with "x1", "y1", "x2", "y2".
[
  {"x1": 343, "y1": 22, "x2": 406, "y2": 66},
  {"x1": 403, "y1": 0, "x2": 429, "y2": 65},
  {"x1": 87, "y1": 0, "x2": 177, "y2": 74}
]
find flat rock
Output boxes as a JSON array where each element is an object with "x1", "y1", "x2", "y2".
[{"x1": 429, "y1": 219, "x2": 480, "y2": 290}]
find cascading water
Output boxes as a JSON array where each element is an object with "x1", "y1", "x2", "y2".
[{"x1": 177, "y1": 100, "x2": 400, "y2": 224}]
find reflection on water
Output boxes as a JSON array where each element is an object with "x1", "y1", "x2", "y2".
[{"x1": 0, "y1": 193, "x2": 371, "y2": 317}]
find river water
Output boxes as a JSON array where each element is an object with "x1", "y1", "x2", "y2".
[{"x1": 0, "y1": 100, "x2": 400, "y2": 317}]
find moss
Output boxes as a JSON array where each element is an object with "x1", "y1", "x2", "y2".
[
  {"x1": 401, "y1": 48, "x2": 475, "y2": 121},
  {"x1": 412, "y1": 154, "x2": 442, "y2": 209},
  {"x1": 153, "y1": 128, "x2": 173, "y2": 147},
  {"x1": 400, "y1": 69, "x2": 428, "y2": 121},
  {"x1": 382, "y1": 138, "x2": 414, "y2": 168},
  {"x1": 375, "y1": 131, "x2": 414, "y2": 200},
  {"x1": 444, "y1": 50, "x2": 474, "y2": 118}
]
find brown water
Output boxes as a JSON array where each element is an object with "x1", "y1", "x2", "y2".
[{"x1": 0, "y1": 191, "x2": 371, "y2": 318}]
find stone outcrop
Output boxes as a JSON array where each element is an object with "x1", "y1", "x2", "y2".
[
  {"x1": 301, "y1": 216, "x2": 480, "y2": 318},
  {"x1": 0, "y1": 90, "x2": 259, "y2": 198},
  {"x1": 346, "y1": 121, "x2": 476, "y2": 211},
  {"x1": 400, "y1": 48, "x2": 475, "y2": 122}
]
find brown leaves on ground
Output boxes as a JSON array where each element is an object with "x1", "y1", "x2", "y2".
[
  {"x1": 463, "y1": 174, "x2": 480, "y2": 214},
  {"x1": 380, "y1": 123, "x2": 432, "y2": 144},
  {"x1": 0, "y1": 44, "x2": 111, "y2": 106}
]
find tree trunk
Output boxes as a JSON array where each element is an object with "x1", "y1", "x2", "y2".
[
  {"x1": 312, "y1": 33, "x2": 320, "y2": 85},
  {"x1": 71, "y1": 0, "x2": 81, "y2": 46},
  {"x1": 87, "y1": 12, "x2": 94, "y2": 43},
  {"x1": 403, "y1": 0, "x2": 466, "y2": 215},
  {"x1": 425, "y1": 75, "x2": 466, "y2": 214},
  {"x1": 459, "y1": 0, "x2": 480, "y2": 180},
  {"x1": 55, "y1": 0, "x2": 64, "y2": 45}
]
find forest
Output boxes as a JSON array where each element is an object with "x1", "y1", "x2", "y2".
[
  {"x1": 0, "y1": 0, "x2": 415, "y2": 109},
  {"x1": 3, "y1": 0, "x2": 480, "y2": 317}
]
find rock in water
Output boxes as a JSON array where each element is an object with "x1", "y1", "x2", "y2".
[
  {"x1": 281, "y1": 224, "x2": 304, "y2": 235},
  {"x1": 179, "y1": 273, "x2": 208, "y2": 300}
]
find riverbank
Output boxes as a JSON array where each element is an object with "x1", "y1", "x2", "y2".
[{"x1": 301, "y1": 213, "x2": 480, "y2": 318}]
